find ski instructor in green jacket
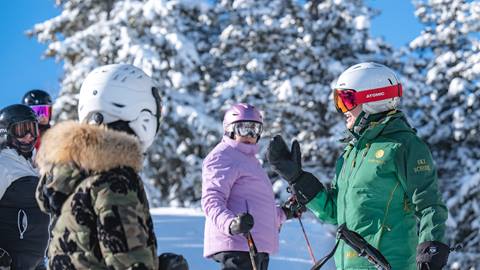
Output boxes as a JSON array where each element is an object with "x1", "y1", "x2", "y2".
[{"x1": 267, "y1": 62, "x2": 449, "y2": 270}]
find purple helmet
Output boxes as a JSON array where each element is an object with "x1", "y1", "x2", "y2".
[{"x1": 223, "y1": 103, "x2": 263, "y2": 132}]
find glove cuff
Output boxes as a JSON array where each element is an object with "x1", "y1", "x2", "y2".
[
  {"x1": 416, "y1": 241, "x2": 449, "y2": 267},
  {"x1": 292, "y1": 171, "x2": 324, "y2": 205}
]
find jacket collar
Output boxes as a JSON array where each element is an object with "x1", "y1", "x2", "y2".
[
  {"x1": 222, "y1": 136, "x2": 259, "y2": 156},
  {"x1": 356, "y1": 110, "x2": 414, "y2": 145},
  {"x1": 36, "y1": 121, "x2": 143, "y2": 175}
]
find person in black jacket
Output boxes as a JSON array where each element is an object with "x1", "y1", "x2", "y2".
[
  {"x1": 0, "y1": 104, "x2": 50, "y2": 270},
  {"x1": 21, "y1": 89, "x2": 53, "y2": 151}
]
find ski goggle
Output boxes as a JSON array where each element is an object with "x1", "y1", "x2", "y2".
[
  {"x1": 233, "y1": 121, "x2": 263, "y2": 138},
  {"x1": 30, "y1": 105, "x2": 52, "y2": 121},
  {"x1": 333, "y1": 84, "x2": 403, "y2": 113},
  {"x1": 10, "y1": 121, "x2": 39, "y2": 138}
]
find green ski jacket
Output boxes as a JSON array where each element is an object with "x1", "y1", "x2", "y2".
[{"x1": 307, "y1": 111, "x2": 447, "y2": 270}]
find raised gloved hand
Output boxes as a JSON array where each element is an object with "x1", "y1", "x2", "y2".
[
  {"x1": 282, "y1": 196, "x2": 307, "y2": 219},
  {"x1": 416, "y1": 241, "x2": 449, "y2": 270},
  {"x1": 267, "y1": 135, "x2": 303, "y2": 183},
  {"x1": 267, "y1": 135, "x2": 324, "y2": 204},
  {"x1": 158, "y1": 252, "x2": 189, "y2": 270},
  {"x1": 229, "y1": 213, "x2": 254, "y2": 235}
]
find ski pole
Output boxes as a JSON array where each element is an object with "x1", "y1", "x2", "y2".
[
  {"x1": 245, "y1": 201, "x2": 258, "y2": 270},
  {"x1": 287, "y1": 188, "x2": 317, "y2": 265},
  {"x1": 298, "y1": 216, "x2": 316, "y2": 264},
  {"x1": 246, "y1": 232, "x2": 258, "y2": 270}
]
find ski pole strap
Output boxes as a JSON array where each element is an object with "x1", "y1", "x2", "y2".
[{"x1": 310, "y1": 239, "x2": 340, "y2": 270}]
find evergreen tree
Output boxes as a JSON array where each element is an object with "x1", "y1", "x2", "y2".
[
  {"x1": 29, "y1": 0, "x2": 220, "y2": 206},
  {"x1": 29, "y1": 0, "x2": 426, "y2": 210},
  {"x1": 409, "y1": 0, "x2": 480, "y2": 267},
  {"x1": 208, "y1": 0, "x2": 397, "y2": 189}
]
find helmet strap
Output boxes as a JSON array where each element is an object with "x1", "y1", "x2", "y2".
[
  {"x1": 107, "y1": 120, "x2": 137, "y2": 137},
  {"x1": 352, "y1": 111, "x2": 369, "y2": 137},
  {"x1": 9, "y1": 139, "x2": 34, "y2": 159},
  {"x1": 39, "y1": 124, "x2": 50, "y2": 133}
]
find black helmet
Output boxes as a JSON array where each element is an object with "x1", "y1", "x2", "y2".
[
  {"x1": 0, "y1": 104, "x2": 39, "y2": 154},
  {"x1": 22, "y1": 89, "x2": 52, "y2": 106}
]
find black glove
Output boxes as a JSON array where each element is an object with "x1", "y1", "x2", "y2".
[
  {"x1": 267, "y1": 135, "x2": 303, "y2": 182},
  {"x1": 229, "y1": 213, "x2": 254, "y2": 235},
  {"x1": 282, "y1": 196, "x2": 307, "y2": 219},
  {"x1": 267, "y1": 135, "x2": 324, "y2": 204},
  {"x1": 416, "y1": 241, "x2": 449, "y2": 270},
  {"x1": 0, "y1": 248, "x2": 11, "y2": 269},
  {"x1": 158, "y1": 252, "x2": 189, "y2": 270}
]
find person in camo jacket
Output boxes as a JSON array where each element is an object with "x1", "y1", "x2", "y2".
[{"x1": 35, "y1": 64, "x2": 188, "y2": 270}]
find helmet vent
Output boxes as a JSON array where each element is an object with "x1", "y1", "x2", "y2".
[
  {"x1": 121, "y1": 77, "x2": 127, "y2": 82},
  {"x1": 113, "y1": 74, "x2": 119, "y2": 80},
  {"x1": 112, "y1": 103, "x2": 125, "y2": 108},
  {"x1": 90, "y1": 112, "x2": 104, "y2": 125}
]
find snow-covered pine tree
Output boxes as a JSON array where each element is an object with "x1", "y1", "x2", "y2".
[
  {"x1": 409, "y1": 0, "x2": 480, "y2": 267},
  {"x1": 208, "y1": 0, "x2": 399, "y2": 198},
  {"x1": 28, "y1": 0, "x2": 220, "y2": 206},
  {"x1": 30, "y1": 0, "x2": 421, "y2": 210}
]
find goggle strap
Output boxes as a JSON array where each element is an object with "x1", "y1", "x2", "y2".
[{"x1": 354, "y1": 84, "x2": 402, "y2": 104}]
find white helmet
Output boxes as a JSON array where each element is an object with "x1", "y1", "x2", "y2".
[
  {"x1": 78, "y1": 64, "x2": 161, "y2": 151},
  {"x1": 334, "y1": 62, "x2": 402, "y2": 114}
]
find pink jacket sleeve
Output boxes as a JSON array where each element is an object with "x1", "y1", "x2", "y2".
[{"x1": 201, "y1": 153, "x2": 238, "y2": 235}]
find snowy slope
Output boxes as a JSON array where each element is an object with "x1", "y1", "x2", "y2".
[{"x1": 152, "y1": 208, "x2": 336, "y2": 270}]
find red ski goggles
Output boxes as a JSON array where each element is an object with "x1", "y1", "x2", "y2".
[
  {"x1": 333, "y1": 84, "x2": 403, "y2": 113},
  {"x1": 30, "y1": 105, "x2": 52, "y2": 119},
  {"x1": 10, "y1": 121, "x2": 39, "y2": 138}
]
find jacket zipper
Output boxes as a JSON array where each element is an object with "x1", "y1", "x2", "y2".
[
  {"x1": 341, "y1": 143, "x2": 370, "y2": 267},
  {"x1": 376, "y1": 182, "x2": 400, "y2": 248}
]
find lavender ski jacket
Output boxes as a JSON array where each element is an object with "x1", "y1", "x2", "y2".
[{"x1": 202, "y1": 136, "x2": 286, "y2": 258}]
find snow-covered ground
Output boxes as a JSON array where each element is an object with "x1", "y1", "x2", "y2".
[{"x1": 152, "y1": 208, "x2": 336, "y2": 270}]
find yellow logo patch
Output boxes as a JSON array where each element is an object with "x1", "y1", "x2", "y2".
[
  {"x1": 375, "y1": 149, "x2": 385, "y2": 159},
  {"x1": 345, "y1": 251, "x2": 358, "y2": 258},
  {"x1": 414, "y1": 159, "x2": 431, "y2": 173}
]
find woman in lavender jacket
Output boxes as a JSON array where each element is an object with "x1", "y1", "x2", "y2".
[{"x1": 202, "y1": 103, "x2": 300, "y2": 270}]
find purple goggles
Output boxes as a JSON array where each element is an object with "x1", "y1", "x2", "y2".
[{"x1": 30, "y1": 105, "x2": 52, "y2": 119}]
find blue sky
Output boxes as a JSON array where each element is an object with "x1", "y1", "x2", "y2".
[{"x1": 0, "y1": 1, "x2": 423, "y2": 109}]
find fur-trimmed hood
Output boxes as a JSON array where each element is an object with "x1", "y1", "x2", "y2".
[{"x1": 36, "y1": 121, "x2": 143, "y2": 174}]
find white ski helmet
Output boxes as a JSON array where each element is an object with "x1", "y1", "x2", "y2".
[
  {"x1": 78, "y1": 64, "x2": 161, "y2": 151},
  {"x1": 334, "y1": 62, "x2": 402, "y2": 114}
]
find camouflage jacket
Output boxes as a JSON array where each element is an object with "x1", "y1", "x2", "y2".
[{"x1": 35, "y1": 121, "x2": 158, "y2": 270}]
